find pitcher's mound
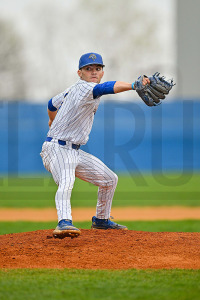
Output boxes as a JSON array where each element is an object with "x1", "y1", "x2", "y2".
[{"x1": 0, "y1": 229, "x2": 199, "y2": 269}]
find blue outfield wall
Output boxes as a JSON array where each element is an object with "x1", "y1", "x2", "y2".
[{"x1": 0, "y1": 100, "x2": 200, "y2": 174}]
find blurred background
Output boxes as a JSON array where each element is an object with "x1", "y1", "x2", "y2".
[{"x1": 0, "y1": 0, "x2": 199, "y2": 183}]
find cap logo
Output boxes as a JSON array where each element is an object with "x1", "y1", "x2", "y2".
[{"x1": 89, "y1": 54, "x2": 96, "y2": 61}]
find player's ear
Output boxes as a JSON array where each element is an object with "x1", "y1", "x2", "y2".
[{"x1": 77, "y1": 69, "x2": 81, "y2": 78}]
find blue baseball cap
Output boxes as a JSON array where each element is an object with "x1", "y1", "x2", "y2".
[{"x1": 79, "y1": 52, "x2": 105, "y2": 69}]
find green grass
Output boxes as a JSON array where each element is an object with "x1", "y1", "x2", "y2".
[
  {"x1": 0, "y1": 220, "x2": 200, "y2": 235},
  {"x1": 0, "y1": 173, "x2": 200, "y2": 207},
  {"x1": 0, "y1": 269, "x2": 199, "y2": 300},
  {"x1": 1, "y1": 175, "x2": 199, "y2": 300}
]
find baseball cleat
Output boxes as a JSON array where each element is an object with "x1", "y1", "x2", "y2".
[
  {"x1": 53, "y1": 219, "x2": 81, "y2": 239},
  {"x1": 91, "y1": 216, "x2": 128, "y2": 230}
]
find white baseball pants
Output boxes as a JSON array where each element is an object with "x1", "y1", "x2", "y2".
[{"x1": 40, "y1": 141, "x2": 118, "y2": 221}]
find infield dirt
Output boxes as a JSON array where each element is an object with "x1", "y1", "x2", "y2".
[
  {"x1": 0, "y1": 207, "x2": 200, "y2": 221},
  {"x1": 0, "y1": 229, "x2": 199, "y2": 270}
]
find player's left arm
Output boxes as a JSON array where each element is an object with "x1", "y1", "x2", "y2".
[
  {"x1": 93, "y1": 78, "x2": 150, "y2": 98},
  {"x1": 114, "y1": 78, "x2": 150, "y2": 93}
]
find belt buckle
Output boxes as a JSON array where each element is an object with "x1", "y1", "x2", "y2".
[
  {"x1": 58, "y1": 140, "x2": 66, "y2": 146},
  {"x1": 72, "y1": 144, "x2": 80, "y2": 150}
]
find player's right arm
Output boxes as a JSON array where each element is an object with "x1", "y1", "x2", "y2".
[
  {"x1": 47, "y1": 89, "x2": 69, "y2": 127},
  {"x1": 47, "y1": 98, "x2": 58, "y2": 127},
  {"x1": 48, "y1": 108, "x2": 57, "y2": 127}
]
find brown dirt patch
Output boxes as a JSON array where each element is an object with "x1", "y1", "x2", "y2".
[
  {"x1": 0, "y1": 206, "x2": 200, "y2": 221},
  {"x1": 0, "y1": 229, "x2": 199, "y2": 269}
]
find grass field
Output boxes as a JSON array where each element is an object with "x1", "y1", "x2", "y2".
[
  {"x1": 0, "y1": 269, "x2": 200, "y2": 300},
  {"x1": 0, "y1": 220, "x2": 200, "y2": 235},
  {"x1": 0, "y1": 173, "x2": 200, "y2": 207},
  {"x1": 0, "y1": 174, "x2": 199, "y2": 300}
]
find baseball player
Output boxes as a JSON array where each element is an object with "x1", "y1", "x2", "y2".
[{"x1": 40, "y1": 52, "x2": 151, "y2": 239}]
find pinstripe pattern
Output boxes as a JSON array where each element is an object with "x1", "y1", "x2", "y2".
[
  {"x1": 41, "y1": 142, "x2": 118, "y2": 220},
  {"x1": 40, "y1": 79, "x2": 118, "y2": 221},
  {"x1": 47, "y1": 80, "x2": 100, "y2": 145},
  {"x1": 76, "y1": 150, "x2": 118, "y2": 219}
]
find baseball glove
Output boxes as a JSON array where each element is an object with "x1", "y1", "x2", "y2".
[{"x1": 134, "y1": 72, "x2": 175, "y2": 106}]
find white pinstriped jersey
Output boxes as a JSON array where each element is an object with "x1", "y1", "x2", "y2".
[
  {"x1": 41, "y1": 77, "x2": 118, "y2": 221},
  {"x1": 47, "y1": 79, "x2": 101, "y2": 145}
]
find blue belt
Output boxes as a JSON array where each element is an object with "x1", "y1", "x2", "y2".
[{"x1": 45, "y1": 137, "x2": 80, "y2": 150}]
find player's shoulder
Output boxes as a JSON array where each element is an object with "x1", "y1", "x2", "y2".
[{"x1": 77, "y1": 79, "x2": 97, "y2": 90}]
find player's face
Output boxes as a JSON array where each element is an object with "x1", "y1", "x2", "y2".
[{"x1": 78, "y1": 64, "x2": 104, "y2": 83}]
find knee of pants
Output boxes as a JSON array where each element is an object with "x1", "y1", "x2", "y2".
[
  {"x1": 101, "y1": 173, "x2": 118, "y2": 189},
  {"x1": 58, "y1": 179, "x2": 75, "y2": 192}
]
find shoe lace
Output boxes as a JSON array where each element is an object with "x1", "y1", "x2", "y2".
[
  {"x1": 60, "y1": 219, "x2": 72, "y2": 225},
  {"x1": 107, "y1": 216, "x2": 116, "y2": 225}
]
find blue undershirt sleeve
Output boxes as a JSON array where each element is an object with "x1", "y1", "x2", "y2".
[
  {"x1": 93, "y1": 81, "x2": 116, "y2": 99},
  {"x1": 48, "y1": 98, "x2": 57, "y2": 111}
]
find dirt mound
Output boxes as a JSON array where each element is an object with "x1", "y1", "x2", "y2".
[{"x1": 0, "y1": 229, "x2": 199, "y2": 270}]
